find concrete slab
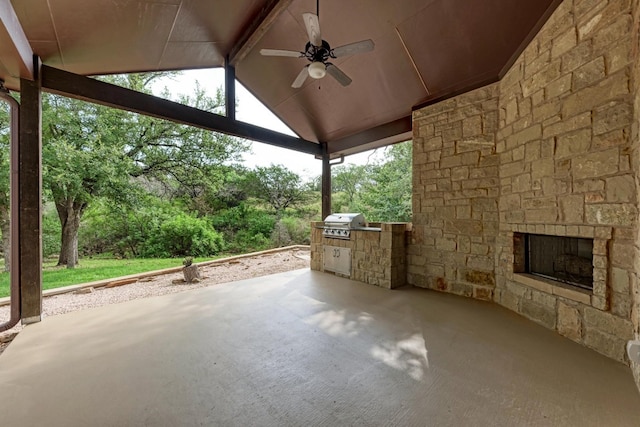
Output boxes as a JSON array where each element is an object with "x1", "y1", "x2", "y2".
[{"x1": 0, "y1": 269, "x2": 638, "y2": 426}]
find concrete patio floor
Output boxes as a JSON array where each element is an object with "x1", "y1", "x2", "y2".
[{"x1": 0, "y1": 269, "x2": 638, "y2": 426}]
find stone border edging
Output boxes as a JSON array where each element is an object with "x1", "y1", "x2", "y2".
[{"x1": 0, "y1": 245, "x2": 310, "y2": 307}]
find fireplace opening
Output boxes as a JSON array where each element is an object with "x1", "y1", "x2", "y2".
[{"x1": 514, "y1": 233, "x2": 593, "y2": 291}]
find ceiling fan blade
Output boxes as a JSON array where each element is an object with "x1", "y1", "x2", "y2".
[
  {"x1": 260, "y1": 49, "x2": 303, "y2": 58},
  {"x1": 326, "y1": 64, "x2": 352, "y2": 87},
  {"x1": 302, "y1": 13, "x2": 322, "y2": 46},
  {"x1": 292, "y1": 66, "x2": 310, "y2": 88},
  {"x1": 331, "y1": 39, "x2": 375, "y2": 58}
]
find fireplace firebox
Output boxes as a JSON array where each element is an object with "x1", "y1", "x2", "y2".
[{"x1": 514, "y1": 233, "x2": 593, "y2": 291}]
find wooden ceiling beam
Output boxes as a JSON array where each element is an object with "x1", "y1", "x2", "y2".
[
  {"x1": 0, "y1": 1, "x2": 34, "y2": 80},
  {"x1": 228, "y1": 0, "x2": 293, "y2": 66},
  {"x1": 327, "y1": 116, "x2": 413, "y2": 157},
  {"x1": 41, "y1": 65, "x2": 321, "y2": 156}
]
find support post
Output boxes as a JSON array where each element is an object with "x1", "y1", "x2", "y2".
[
  {"x1": 0, "y1": 85, "x2": 20, "y2": 332},
  {"x1": 18, "y1": 57, "x2": 42, "y2": 324},
  {"x1": 225, "y1": 58, "x2": 236, "y2": 121},
  {"x1": 321, "y1": 143, "x2": 331, "y2": 219}
]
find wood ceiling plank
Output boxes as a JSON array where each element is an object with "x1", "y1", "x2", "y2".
[
  {"x1": 158, "y1": 42, "x2": 225, "y2": 70},
  {"x1": 49, "y1": 0, "x2": 178, "y2": 73}
]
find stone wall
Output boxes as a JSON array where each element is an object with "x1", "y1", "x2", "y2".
[
  {"x1": 411, "y1": 0, "x2": 638, "y2": 368},
  {"x1": 631, "y1": 0, "x2": 640, "y2": 391},
  {"x1": 311, "y1": 222, "x2": 409, "y2": 289},
  {"x1": 409, "y1": 86, "x2": 500, "y2": 301},
  {"x1": 495, "y1": 0, "x2": 636, "y2": 362}
]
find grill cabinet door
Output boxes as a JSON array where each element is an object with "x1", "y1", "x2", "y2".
[{"x1": 323, "y1": 246, "x2": 351, "y2": 276}]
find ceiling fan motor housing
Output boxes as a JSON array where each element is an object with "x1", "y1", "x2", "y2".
[{"x1": 304, "y1": 40, "x2": 332, "y2": 63}]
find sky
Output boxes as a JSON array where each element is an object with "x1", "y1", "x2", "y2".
[{"x1": 154, "y1": 68, "x2": 386, "y2": 180}]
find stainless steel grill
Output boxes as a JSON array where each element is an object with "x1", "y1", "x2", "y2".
[{"x1": 322, "y1": 213, "x2": 366, "y2": 240}]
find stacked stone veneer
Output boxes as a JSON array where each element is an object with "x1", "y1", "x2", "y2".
[
  {"x1": 631, "y1": 0, "x2": 640, "y2": 389},
  {"x1": 410, "y1": 0, "x2": 640, "y2": 377},
  {"x1": 410, "y1": 85, "x2": 500, "y2": 301},
  {"x1": 310, "y1": 222, "x2": 408, "y2": 289}
]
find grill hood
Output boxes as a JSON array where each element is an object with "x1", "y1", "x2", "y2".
[{"x1": 323, "y1": 213, "x2": 366, "y2": 228}]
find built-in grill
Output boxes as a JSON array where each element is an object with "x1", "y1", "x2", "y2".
[{"x1": 322, "y1": 213, "x2": 366, "y2": 240}]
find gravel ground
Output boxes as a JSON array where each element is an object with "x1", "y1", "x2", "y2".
[{"x1": 0, "y1": 248, "x2": 310, "y2": 355}]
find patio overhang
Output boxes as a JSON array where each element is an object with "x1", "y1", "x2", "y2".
[
  {"x1": 0, "y1": 0, "x2": 566, "y2": 323},
  {"x1": 0, "y1": 0, "x2": 563, "y2": 157}
]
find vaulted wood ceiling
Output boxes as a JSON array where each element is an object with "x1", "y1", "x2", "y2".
[{"x1": 0, "y1": 0, "x2": 561, "y2": 157}]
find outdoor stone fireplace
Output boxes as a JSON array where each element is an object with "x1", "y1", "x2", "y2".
[
  {"x1": 508, "y1": 227, "x2": 611, "y2": 315},
  {"x1": 407, "y1": 0, "x2": 639, "y2": 377},
  {"x1": 514, "y1": 233, "x2": 594, "y2": 291}
]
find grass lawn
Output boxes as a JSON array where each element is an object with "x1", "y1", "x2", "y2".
[{"x1": 0, "y1": 256, "x2": 221, "y2": 298}]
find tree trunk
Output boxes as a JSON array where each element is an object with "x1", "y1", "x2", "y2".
[
  {"x1": 0, "y1": 204, "x2": 9, "y2": 272},
  {"x1": 56, "y1": 199, "x2": 85, "y2": 268}
]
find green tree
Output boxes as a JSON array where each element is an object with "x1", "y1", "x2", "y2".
[
  {"x1": 247, "y1": 165, "x2": 309, "y2": 218},
  {"x1": 43, "y1": 95, "x2": 134, "y2": 268},
  {"x1": 353, "y1": 141, "x2": 412, "y2": 222},
  {"x1": 43, "y1": 73, "x2": 248, "y2": 268},
  {"x1": 332, "y1": 164, "x2": 368, "y2": 206},
  {"x1": 185, "y1": 165, "x2": 250, "y2": 215}
]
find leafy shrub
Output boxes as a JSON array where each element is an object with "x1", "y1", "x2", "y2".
[
  {"x1": 141, "y1": 213, "x2": 224, "y2": 258},
  {"x1": 271, "y1": 216, "x2": 310, "y2": 247},
  {"x1": 270, "y1": 221, "x2": 291, "y2": 247},
  {"x1": 231, "y1": 230, "x2": 271, "y2": 253},
  {"x1": 80, "y1": 197, "x2": 224, "y2": 258},
  {"x1": 79, "y1": 198, "x2": 174, "y2": 258},
  {"x1": 211, "y1": 204, "x2": 275, "y2": 253}
]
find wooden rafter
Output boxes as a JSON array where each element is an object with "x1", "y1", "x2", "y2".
[
  {"x1": 228, "y1": 0, "x2": 293, "y2": 66},
  {"x1": 0, "y1": 1, "x2": 34, "y2": 80},
  {"x1": 328, "y1": 116, "x2": 413, "y2": 156}
]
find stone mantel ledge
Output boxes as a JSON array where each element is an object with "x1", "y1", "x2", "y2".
[
  {"x1": 509, "y1": 223, "x2": 613, "y2": 240},
  {"x1": 512, "y1": 273, "x2": 591, "y2": 305}
]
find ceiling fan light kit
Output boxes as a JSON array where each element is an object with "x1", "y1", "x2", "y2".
[
  {"x1": 308, "y1": 61, "x2": 326, "y2": 79},
  {"x1": 260, "y1": 3, "x2": 374, "y2": 89}
]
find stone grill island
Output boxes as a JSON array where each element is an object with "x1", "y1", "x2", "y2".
[{"x1": 311, "y1": 220, "x2": 410, "y2": 290}]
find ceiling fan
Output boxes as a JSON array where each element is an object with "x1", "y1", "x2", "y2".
[{"x1": 260, "y1": 2, "x2": 374, "y2": 88}]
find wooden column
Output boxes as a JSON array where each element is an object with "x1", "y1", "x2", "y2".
[
  {"x1": 18, "y1": 58, "x2": 42, "y2": 324},
  {"x1": 225, "y1": 58, "x2": 236, "y2": 121},
  {"x1": 0, "y1": 87, "x2": 20, "y2": 332},
  {"x1": 321, "y1": 143, "x2": 331, "y2": 219}
]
